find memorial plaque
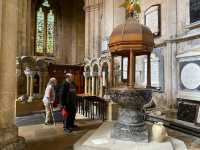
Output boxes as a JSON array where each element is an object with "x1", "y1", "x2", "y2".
[
  {"x1": 144, "y1": 4, "x2": 161, "y2": 37},
  {"x1": 190, "y1": 0, "x2": 200, "y2": 23},
  {"x1": 177, "y1": 102, "x2": 197, "y2": 123},
  {"x1": 180, "y1": 63, "x2": 200, "y2": 90},
  {"x1": 101, "y1": 37, "x2": 109, "y2": 52},
  {"x1": 195, "y1": 106, "x2": 200, "y2": 125}
]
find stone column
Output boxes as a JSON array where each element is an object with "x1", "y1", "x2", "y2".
[
  {"x1": 87, "y1": 77, "x2": 89, "y2": 95},
  {"x1": 165, "y1": 0, "x2": 177, "y2": 108},
  {"x1": 26, "y1": 75, "x2": 30, "y2": 96},
  {"x1": 28, "y1": 73, "x2": 34, "y2": 102},
  {"x1": 99, "y1": 75, "x2": 103, "y2": 97},
  {"x1": 39, "y1": 72, "x2": 43, "y2": 96},
  {"x1": 92, "y1": 75, "x2": 95, "y2": 96},
  {"x1": 84, "y1": 9, "x2": 89, "y2": 58},
  {"x1": 95, "y1": 76, "x2": 99, "y2": 95},
  {"x1": 165, "y1": 42, "x2": 177, "y2": 108},
  {"x1": 30, "y1": 75, "x2": 33, "y2": 98},
  {"x1": 84, "y1": 77, "x2": 87, "y2": 94},
  {"x1": 90, "y1": 77, "x2": 92, "y2": 95},
  {"x1": 0, "y1": 0, "x2": 25, "y2": 149},
  {"x1": 146, "y1": 53, "x2": 151, "y2": 88},
  {"x1": 84, "y1": 72, "x2": 88, "y2": 95}
]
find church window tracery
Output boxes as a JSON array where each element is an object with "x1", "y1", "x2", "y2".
[{"x1": 35, "y1": 0, "x2": 55, "y2": 56}]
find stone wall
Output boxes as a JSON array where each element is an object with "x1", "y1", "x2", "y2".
[
  {"x1": 17, "y1": 0, "x2": 85, "y2": 65},
  {"x1": 139, "y1": 0, "x2": 178, "y2": 108},
  {"x1": 83, "y1": 0, "x2": 200, "y2": 109},
  {"x1": 84, "y1": 0, "x2": 126, "y2": 60}
]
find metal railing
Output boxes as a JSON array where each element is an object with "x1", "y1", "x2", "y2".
[{"x1": 76, "y1": 95, "x2": 108, "y2": 120}]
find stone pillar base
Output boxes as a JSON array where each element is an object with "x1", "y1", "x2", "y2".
[
  {"x1": 107, "y1": 101, "x2": 119, "y2": 121},
  {"x1": 111, "y1": 107, "x2": 149, "y2": 143},
  {"x1": 1, "y1": 137, "x2": 25, "y2": 150},
  {"x1": 27, "y1": 96, "x2": 33, "y2": 102},
  {"x1": 0, "y1": 126, "x2": 26, "y2": 150},
  {"x1": 111, "y1": 122, "x2": 148, "y2": 143}
]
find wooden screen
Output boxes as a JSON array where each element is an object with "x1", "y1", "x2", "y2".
[{"x1": 48, "y1": 63, "x2": 84, "y2": 94}]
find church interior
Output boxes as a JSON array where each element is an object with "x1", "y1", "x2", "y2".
[{"x1": 1, "y1": 0, "x2": 200, "y2": 149}]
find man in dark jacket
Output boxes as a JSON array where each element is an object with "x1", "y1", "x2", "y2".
[{"x1": 59, "y1": 73, "x2": 77, "y2": 133}]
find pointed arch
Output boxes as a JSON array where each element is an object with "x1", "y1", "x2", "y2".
[{"x1": 33, "y1": 0, "x2": 60, "y2": 56}]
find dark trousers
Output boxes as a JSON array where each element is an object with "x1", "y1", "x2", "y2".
[
  {"x1": 63, "y1": 117, "x2": 70, "y2": 129},
  {"x1": 69, "y1": 112, "x2": 76, "y2": 127},
  {"x1": 63, "y1": 112, "x2": 76, "y2": 129}
]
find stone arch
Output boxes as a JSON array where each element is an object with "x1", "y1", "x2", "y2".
[
  {"x1": 21, "y1": 56, "x2": 36, "y2": 69},
  {"x1": 85, "y1": 65, "x2": 91, "y2": 73},
  {"x1": 36, "y1": 58, "x2": 49, "y2": 71},
  {"x1": 18, "y1": 56, "x2": 36, "y2": 97},
  {"x1": 92, "y1": 64, "x2": 99, "y2": 74},
  {"x1": 92, "y1": 63, "x2": 100, "y2": 96},
  {"x1": 91, "y1": 58, "x2": 100, "y2": 74},
  {"x1": 84, "y1": 65, "x2": 91, "y2": 94},
  {"x1": 98, "y1": 56, "x2": 112, "y2": 97}
]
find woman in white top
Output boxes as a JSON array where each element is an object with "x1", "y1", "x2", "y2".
[{"x1": 43, "y1": 77, "x2": 57, "y2": 125}]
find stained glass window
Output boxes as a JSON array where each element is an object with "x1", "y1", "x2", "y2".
[
  {"x1": 35, "y1": 0, "x2": 55, "y2": 55},
  {"x1": 36, "y1": 8, "x2": 44, "y2": 53},
  {"x1": 47, "y1": 10, "x2": 55, "y2": 54}
]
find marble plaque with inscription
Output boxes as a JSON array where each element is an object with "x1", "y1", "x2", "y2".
[
  {"x1": 190, "y1": 0, "x2": 200, "y2": 23},
  {"x1": 101, "y1": 38, "x2": 109, "y2": 52},
  {"x1": 144, "y1": 5, "x2": 161, "y2": 36},
  {"x1": 181, "y1": 63, "x2": 200, "y2": 90}
]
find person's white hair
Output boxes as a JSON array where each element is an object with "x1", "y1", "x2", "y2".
[
  {"x1": 48, "y1": 77, "x2": 57, "y2": 86},
  {"x1": 65, "y1": 73, "x2": 72, "y2": 78}
]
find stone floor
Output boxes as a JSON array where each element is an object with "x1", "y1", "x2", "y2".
[
  {"x1": 17, "y1": 113, "x2": 102, "y2": 150},
  {"x1": 17, "y1": 113, "x2": 200, "y2": 150}
]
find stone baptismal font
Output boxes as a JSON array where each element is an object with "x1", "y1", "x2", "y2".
[
  {"x1": 108, "y1": 2, "x2": 154, "y2": 142},
  {"x1": 74, "y1": 2, "x2": 188, "y2": 150}
]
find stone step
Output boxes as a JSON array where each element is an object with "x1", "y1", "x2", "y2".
[{"x1": 146, "y1": 114, "x2": 200, "y2": 137}]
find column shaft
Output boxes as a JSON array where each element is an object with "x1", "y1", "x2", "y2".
[
  {"x1": 26, "y1": 75, "x2": 30, "y2": 95},
  {"x1": 128, "y1": 50, "x2": 136, "y2": 87},
  {"x1": 84, "y1": 77, "x2": 87, "y2": 94},
  {"x1": 0, "y1": 0, "x2": 25, "y2": 149},
  {"x1": 30, "y1": 76, "x2": 33, "y2": 97},
  {"x1": 92, "y1": 76, "x2": 95, "y2": 96},
  {"x1": 147, "y1": 53, "x2": 151, "y2": 88}
]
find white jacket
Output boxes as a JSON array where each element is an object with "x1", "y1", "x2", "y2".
[{"x1": 43, "y1": 84, "x2": 55, "y2": 104}]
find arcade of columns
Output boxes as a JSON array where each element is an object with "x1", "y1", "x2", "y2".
[
  {"x1": 84, "y1": 57, "x2": 111, "y2": 97},
  {"x1": 83, "y1": 0, "x2": 125, "y2": 97},
  {"x1": 17, "y1": 57, "x2": 52, "y2": 101}
]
